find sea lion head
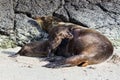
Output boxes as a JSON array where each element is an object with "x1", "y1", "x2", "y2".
[{"x1": 34, "y1": 16, "x2": 62, "y2": 33}]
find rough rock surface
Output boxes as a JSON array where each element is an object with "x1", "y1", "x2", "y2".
[
  {"x1": 0, "y1": 0, "x2": 15, "y2": 48},
  {"x1": 14, "y1": 0, "x2": 61, "y2": 17},
  {"x1": 0, "y1": 0, "x2": 14, "y2": 34},
  {"x1": 0, "y1": 0, "x2": 120, "y2": 48},
  {"x1": 14, "y1": 14, "x2": 48, "y2": 46}
]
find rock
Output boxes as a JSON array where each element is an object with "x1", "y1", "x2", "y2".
[
  {"x1": 53, "y1": 6, "x2": 69, "y2": 22},
  {"x1": 0, "y1": 0, "x2": 15, "y2": 48},
  {"x1": 14, "y1": 0, "x2": 61, "y2": 16},
  {"x1": 65, "y1": 6, "x2": 115, "y2": 28},
  {"x1": 100, "y1": 2, "x2": 120, "y2": 14},
  {"x1": 0, "y1": 0, "x2": 14, "y2": 34},
  {"x1": 15, "y1": 13, "x2": 48, "y2": 46},
  {"x1": 0, "y1": 35, "x2": 16, "y2": 48}
]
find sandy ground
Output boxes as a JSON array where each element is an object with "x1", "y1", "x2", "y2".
[{"x1": 0, "y1": 47, "x2": 120, "y2": 80}]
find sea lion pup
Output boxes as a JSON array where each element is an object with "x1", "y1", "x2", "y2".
[
  {"x1": 9, "y1": 41, "x2": 50, "y2": 57},
  {"x1": 47, "y1": 24, "x2": 113, "y2": 68},
  {"x1": 9, "y1": 28, "x2": 73, "y2": 57}
]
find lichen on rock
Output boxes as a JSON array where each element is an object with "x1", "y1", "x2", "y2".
[{"x1": 0, "y1": 35, "x2": 16, "y2": 48}]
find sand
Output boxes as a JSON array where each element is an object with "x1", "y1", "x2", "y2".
[{"x1": 0, "y1": 47, "x2": 120, "y2": 80}]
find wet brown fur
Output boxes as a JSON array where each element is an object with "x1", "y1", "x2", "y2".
[
  {"x1": 15, "y1": 41, "x2": 50, "y2": 57},
  {"x1": 34, "y1": 16, "x2": 113, "y2": 67},
  {"x1": 48, "y1": 24, "x2": 113, "y2": 67}
]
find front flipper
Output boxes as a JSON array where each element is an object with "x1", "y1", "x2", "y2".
[{"x1": 8, "y1": 53, "x2": 19, "y2": 57}]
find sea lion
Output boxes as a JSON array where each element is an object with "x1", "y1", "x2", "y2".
[
  {"x1": 10, "y1": 41, "x2": 50, "y2": 57},
  {"x1": 10, "y1": 27, "x2": 73, "y2": 58},
  {"x1": 46, "y1": 24, "x2": 113, "y2": 68},
  {"x1": 34, "y1": 16, "x2": 113, "y2": 67}
]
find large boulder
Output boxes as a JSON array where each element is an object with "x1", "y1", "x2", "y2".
[
  {"x1": 14, "y1": 0, "x2": 61, "y2": 16},
  {"x1": 0, "y1": 0, "x2": 120, "y2": 48},
  {"x1": 0, "y1": 0, "x2": 15, "y2": 48},
  {"x1": 0, "y1": 0, "x2": 14, "y2": 34}
]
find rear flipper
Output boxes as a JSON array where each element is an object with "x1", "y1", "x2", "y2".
[
  {"x1": 64, "y1": 55, "x2": 88, "y2": 67},
  {"x1": 43, "y1": 59, "x2": 68, "y2": 68},
  {"x1": 44, "y1": 54, "x2": 89, "y2": 68}
]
